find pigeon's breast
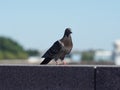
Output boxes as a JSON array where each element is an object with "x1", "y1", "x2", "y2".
[{"x1": 54, "y1": 41, "x2": 69, "y2": 60}]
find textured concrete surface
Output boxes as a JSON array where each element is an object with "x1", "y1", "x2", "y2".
[
  {"x1": 96, "y1": 67, "x2": 120, "y2": 90},
  {"x1": 0, "y1": 65, "x2": 94, "y2": 90}
]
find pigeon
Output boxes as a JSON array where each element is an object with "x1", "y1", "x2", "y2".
[{"x1": 40, "y1": 28, "x2": 73, "y2": 65}]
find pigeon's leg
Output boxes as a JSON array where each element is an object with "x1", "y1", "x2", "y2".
[
  {"x1": 55, "y1": 61, "x2": 59, "y2": 65},
  {"x1": 62, "y1": 61, "x2": 67, "y2": 65}
]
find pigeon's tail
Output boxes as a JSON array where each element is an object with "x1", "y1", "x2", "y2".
[{"x1": 40, "y1": 58, "x2": 52, "y2": 64}]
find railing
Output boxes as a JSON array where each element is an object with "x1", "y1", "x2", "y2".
[{"x1": 0, "y1": 65, "x2": 119, "y2": 90}]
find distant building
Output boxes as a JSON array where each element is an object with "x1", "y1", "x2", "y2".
[
  {"x1": 113, "y1": 40, "x2": 120, "y2": 65},
  {"x1": 71, "y1": 53, "x2": 82, "y2": 62},
  {"x1": 28, "y1": 56, "x2": 41, "y2": 63},
  {"x1": 68, "y1": 51, "x2": 82, "y2": 63},
  {"x1": 94, "y1": 50, "x2": 112, "y2": 62}
]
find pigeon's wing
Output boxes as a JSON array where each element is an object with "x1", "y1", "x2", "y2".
[{"x1": 42, "y1": 41, "x2": 62, "y2": 58}]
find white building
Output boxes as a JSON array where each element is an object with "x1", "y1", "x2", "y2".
[
  {"x1": 94, "y1": 50, "x2": 112, "y2": 62},
  {"x1": 113, "y1": 40, "x2": 120, "y2": 65}
]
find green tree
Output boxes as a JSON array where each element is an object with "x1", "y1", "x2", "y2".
[
  {"x1": 0, "y1": 51, "x2": 4, "y2": 59},
  {"x1": 81, "y1": 50, "x2": 95, "y2": 61},
  {"x1": 0, "y1": 36, "x2": 28, "y2": 60},
  {"x1": 26, "y1": 49, "x2": 40, "y2": 56},
  {"x1": 3, "y1": 51, "x2": 17, "y2": 59}
]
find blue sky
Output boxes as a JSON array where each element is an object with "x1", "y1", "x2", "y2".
[{"x1": 0, "y1": 0, "x2": 120, "y2": 51}]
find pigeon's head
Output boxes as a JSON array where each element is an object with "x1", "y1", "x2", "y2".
[{"x1": 64, "y1": 28, "x2": 72, "y2": 37}]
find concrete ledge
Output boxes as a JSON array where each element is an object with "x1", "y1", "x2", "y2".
[
  {"x1": 96, "y1": 66, "x2": 120, "y2": 90},
  {"x1": 0, "y1": 65, "x2": 94, "y2": 90},
  {"x1": 1, "y1": 65, "x2": 120, "y2": 90}
]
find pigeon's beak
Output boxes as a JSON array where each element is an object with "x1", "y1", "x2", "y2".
[{"x1": 70, "y1": 31, "x2": 72, "y2": 34}]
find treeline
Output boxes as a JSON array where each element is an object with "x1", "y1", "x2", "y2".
[
  {"x1": 0, "y1": 36, "x2": 40, "y2": 60},
  {"x1": 81, "y1": 50, "x2": 95, "y2": 61}
]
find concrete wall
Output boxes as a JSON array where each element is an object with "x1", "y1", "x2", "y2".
[
  {"x1": 0, "y1": 66, "x2": 94, "y2": 90},
  {"x1": 96, "y1": 67, "x2": 120, "y2": 90},
  {"x1": 0, "y1": 65, "x2": 120, "y2": 90}
]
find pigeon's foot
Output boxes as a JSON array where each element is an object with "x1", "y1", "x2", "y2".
[
  {"x1": 62, "y1": 61, "x2": 67, "y2": 65},
  {"x1": 55, "y1": 61, "x2": 59, "y2": 65}
]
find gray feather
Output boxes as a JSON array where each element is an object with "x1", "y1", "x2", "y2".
[{"x1": 41, "y1": 28, "x2": 73, "y2": 64}]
